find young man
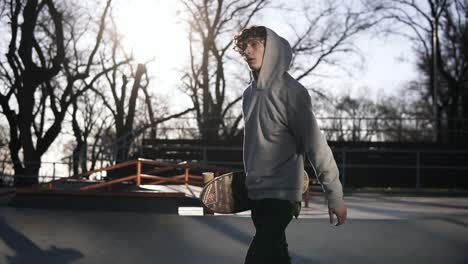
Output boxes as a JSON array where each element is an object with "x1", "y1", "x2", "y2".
[{"x1": 234, "y1": 26, "x2": 347, "y2": 264}]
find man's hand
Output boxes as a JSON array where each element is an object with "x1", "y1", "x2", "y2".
[{"x1": 328, "y1": 207, "x2": 347, "y2": 226}]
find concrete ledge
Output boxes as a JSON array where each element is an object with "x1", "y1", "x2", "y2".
[
  {"x1": 15, "y1": 189, "x2": 186, "y2": 198},
  {"x1": 343, "y1": 187, "x2": 468, "y2": 197},
  {"x1": 0, "y1": 187, "x2": 15, "y2": 205},
  {"x1": 8, "y1": 190, "x2": 202, "y2": 214}
]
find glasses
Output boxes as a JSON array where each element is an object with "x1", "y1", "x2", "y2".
[{"x1": 234, "y1": 38, "x2": 264, "y2": 55}]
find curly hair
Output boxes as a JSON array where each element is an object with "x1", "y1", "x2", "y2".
[{"x1": 233, "y1": 26, "x2": 267, "y2": 54}]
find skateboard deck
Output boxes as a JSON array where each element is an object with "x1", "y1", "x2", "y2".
[{"x1": 200, "y1": 170, "x2": 310, "y2": 214}]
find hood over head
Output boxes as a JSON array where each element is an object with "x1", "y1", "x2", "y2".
[{"x1": 254, "y1": 27, "x2": 292, "y2": 89}]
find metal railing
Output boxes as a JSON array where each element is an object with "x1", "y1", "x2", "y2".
[
  {"x1": 332, "y1": 148, "x2": 468, "y2": 189},
  {"x1": 0, "y1": 161, "x2": 78, "y2": 187},
  {"x1": 0, "y1": 158, "x2": 235, "y2": 190},
  {"x1": 39, "y1": 159, "x2": 220, "y2": 192},
  {"x1": 104, "y1": 116, "x2": 468, "y2": 163},
  {"x1": 136, "y1": 145, "x2": 468, "y2": 189},
  {"x1": 2, "y1": 147, "x2": 468, "y2": 189}
]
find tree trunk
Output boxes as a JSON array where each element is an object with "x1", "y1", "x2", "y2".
[
  {"x1": 72, "y1": 142, "x2": 87, "y2": 176},
  {"x1": 14, "y1": 159, "x2": 40, "y2": 187},
  {"x1": 112, "y1": 64, "x2": 146, "y2": 162},
  {"x1": 205, "y1": 113, "x2": 221, "y2": 141},
  {"x1": 461, "y1": 94, "x2": 468, "y2": 144},
  {"x1": 114, "y1": 137, "x2": 132, "y2": 162},
  {"x1": 81, "y1": 142, "x2": 88, "y2": 174}
]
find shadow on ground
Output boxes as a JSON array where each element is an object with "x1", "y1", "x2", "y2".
[
  {"x1": 191, "y1": 216, "x2": 321, "y2": 264},
  {"x1": 0, "y1": 215, "x2": 84, "y2": 264}
]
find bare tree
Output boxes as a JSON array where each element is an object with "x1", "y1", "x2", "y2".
[
  {"x1": 70, "y1": 90, "x2": 112, "y2": 175},
  {"x1": 91, "y1": 20, "x2": 194, "y2": 163},
  {"x1": 367, "y1": 0, "x2": 468, "y2": 143},
  {"x1": 316, "y1": 91, "x2": 383, "y2": 142},
  {"x1": 180, "y1": 0, "x2": 269, "y2": 141},
  {"x1": 91, "y1": 33, "x2": 148, "y2": 162},
  {"x1": 0, "y1": 122, "x2": 9, "y2": 160},
  {"x1": 0, "y1": 0, "x2": 114, "y2": 186},
  {"x1": 178, "y1": 0, "x2": 383, "y2": 140},
  {"x1": 375, "y1": 86, "x2": 435, "y2": 142},
  {"x1": 319, "y1": 90, "x2": 434, "y2": 142},
  {"x1": 0, "y1": 122, "x2": 12, "y2": 186},
  {"x1": 288, "y1": 0, "x2": 381, "y2": 87},
  {"x1": 0, "y1": 1, "x2": 6, "y2": 18}
]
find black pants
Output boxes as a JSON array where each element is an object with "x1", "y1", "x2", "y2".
[{"x1": 244, "y1": 199, "x2": 294, "y2": 264}]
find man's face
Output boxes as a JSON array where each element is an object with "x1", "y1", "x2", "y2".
[{"x1": 241, "y1": 38, "x2": 265, "y2": 72}]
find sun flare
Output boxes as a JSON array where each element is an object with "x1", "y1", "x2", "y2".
[{"x1": 115, "y1": 0, "x2": 188, "y2": 82}]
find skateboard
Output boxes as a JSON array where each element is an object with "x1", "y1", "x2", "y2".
[{"x1": 200, "y1": 170, "x2": 310, "y2": 214}]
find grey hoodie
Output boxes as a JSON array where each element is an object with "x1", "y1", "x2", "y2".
[{"x1": 242, "y1": 27, "x2": 344, "y2": 209}]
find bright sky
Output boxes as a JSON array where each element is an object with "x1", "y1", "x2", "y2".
[
  {"x1": 115, "y1": 0, "x2": 188, "y2": 65},
  {"x1": 113, "y1": 0, "x2": 191, "y2": 108},
  {"x1": 6, "y1": 0, "x2": 421, "y2": 166},
  {"x1": 113, "y1": 0, "x2": 418, "y2": 105},
  {"x1": 326, "y1": 33, "x2": 417, "y2": 99},
  {"x1": 252, "y1": 2, "x2": 418, "y2": 100}
]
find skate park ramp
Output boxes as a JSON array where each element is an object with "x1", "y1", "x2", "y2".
[{"x1": 1, "y1": 191, "x2": 467, "y2": 264}]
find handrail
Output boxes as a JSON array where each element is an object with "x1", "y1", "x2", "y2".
[
  {"x1": 44, "y1": 160, "x2": 138, "y2": 188},
  {"x1": 4, "y1": 147, "x2": 468, "y2": 191},
  {"x1": 80, "y1": 175, "x2": 138, "y2": 191},
  {"x1": 13, "y1": 158, "x2": 233, "y2": 193}
]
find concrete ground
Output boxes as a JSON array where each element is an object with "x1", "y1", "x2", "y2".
[{"x1": 0, "y1": 191, "x2": 467, "y2": 264}]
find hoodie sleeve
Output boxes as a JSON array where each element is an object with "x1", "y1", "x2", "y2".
[{"x1": 289, "y1": 88, "x2": 344, "y2": 209}]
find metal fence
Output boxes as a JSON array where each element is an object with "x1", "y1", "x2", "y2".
[
  {"x1": 1, "y1": 147, "x2": 467, "y2": 189},
  {"x1": 104, "y1": 116, "x2": 468, "y2": 163},
  {"x1": 0, "y1": 160, "x2": 108, "y2": 187},
  {"x1": 136, "y1": 116, "x2": 468, "y2": 140},
  {"x1": 331, "y1": 148, "x2": 468, "y2": 189},
  {"x1": 136, "y1": 144, "x2": 468, "y2": 189}
]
